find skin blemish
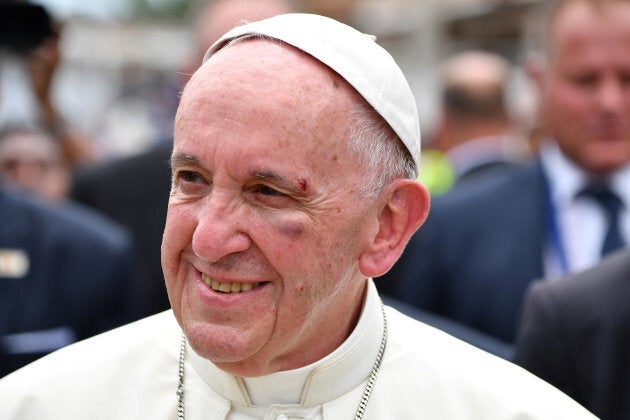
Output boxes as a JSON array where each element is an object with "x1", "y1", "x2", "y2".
[{"x1": 297, "y1": 178, "x2": 308, "y2": 192}]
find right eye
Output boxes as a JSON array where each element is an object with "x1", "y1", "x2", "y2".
[
  {"x1": 172, "y1": 170, "x2": 209, "y2": 196},
  {"x1": 179, "y1": 170, "x2": 203, "y2": 183}
]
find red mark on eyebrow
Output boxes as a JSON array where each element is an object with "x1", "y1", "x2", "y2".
[{"x1": 297, "y1": 179, "x2": 308, "y2": 192}]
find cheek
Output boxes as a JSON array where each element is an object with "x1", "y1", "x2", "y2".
[
  {"x1": 162, "y1": 205, "x2": 196, "y2": 275},
  {"x1": 549, "y1": 84, "x2": 588, "y2": 114},
  {"x1": 259, "y1": 209, "x2": 307, "y2": 241}
]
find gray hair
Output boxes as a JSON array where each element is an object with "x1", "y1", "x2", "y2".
[
  {"x1": 217, "y1": 34, "x2": 417, "y2": 197},
  {"x1": 347, "y1": 97, "x2": 417, "y2": 198}
]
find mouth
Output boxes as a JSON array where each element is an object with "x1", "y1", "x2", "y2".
[{"x1": 201, "y1": 273, "x2": 262, "y2": 293}]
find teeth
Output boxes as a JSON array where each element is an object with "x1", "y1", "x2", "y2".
[{"x1": 201, "y1": 273, "x2": 260, "y2": 293}]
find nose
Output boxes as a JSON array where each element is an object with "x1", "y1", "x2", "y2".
[{"x1": 191, "y1": 194, "x2": 252, "y2": 263}]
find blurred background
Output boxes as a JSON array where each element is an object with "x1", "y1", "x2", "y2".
[{"x1": 0, "y1": 0, "x2": 542, "y2": 163}]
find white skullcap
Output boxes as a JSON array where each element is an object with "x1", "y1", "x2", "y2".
[{"x1": 203, "y1": 13, "x2": 421, "y2": 171}]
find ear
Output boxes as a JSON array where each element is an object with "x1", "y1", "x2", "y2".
[
  {"x1": 359, "y1": 179, "x2": 430, "y2": 278},
  {"x1": 523, "y1": 51, "x2": 545, "y2": 93}
]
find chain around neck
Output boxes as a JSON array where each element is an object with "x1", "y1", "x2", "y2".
[{"x1": 177, "y1": 302, "x2": 388, "y2": 420}]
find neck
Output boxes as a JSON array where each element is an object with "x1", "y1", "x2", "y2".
[{"x1": 213, "y1": 279, "x2": 368, "y2": 377}]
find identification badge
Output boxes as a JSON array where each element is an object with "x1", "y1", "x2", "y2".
[{"x1": 0, "y1": 249, "x2": 29, "y2": 278}]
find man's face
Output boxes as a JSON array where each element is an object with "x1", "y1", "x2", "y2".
[
  {"x1": 540, "y1": 1, "x2": 630, "y2": 173},
  {"x1": 162, "y1": 40, "x2": 378, "y2": 377},
  {"x1": 0, "y1": 132, "x2": 69, "y2": 201}
]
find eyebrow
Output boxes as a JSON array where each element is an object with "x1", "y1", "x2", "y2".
[
  {"x1": 170, "y1": 152, "x2": 201, "y2": 168},
  {"x1": 169, "y1": 153, "x2": 310, "y2": 194},
  {"x1": 253, "y1": 171, "x2": 310, "y2": 194}
]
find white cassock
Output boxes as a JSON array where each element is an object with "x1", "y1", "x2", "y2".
[{"x1": 0, "y1": 280, "x2": 596, "y2": 419}]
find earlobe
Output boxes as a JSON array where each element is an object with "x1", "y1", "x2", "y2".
[{"x1": 359, "y1": 179, "x2": 430, "y2": 278}]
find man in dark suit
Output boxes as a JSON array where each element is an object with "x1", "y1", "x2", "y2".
[
  {"x1": 513, "y1": 249, "x2": 630, "y2": 420},
  {"x1": 71, "y1": 143, "x2": 173, "y2": 314},
  {"x1": 377, "y1": 0, "x2": 630, "y2": 345},
  {"x1": 0, "y1": 187, "x2": 143, "y2": 376}
]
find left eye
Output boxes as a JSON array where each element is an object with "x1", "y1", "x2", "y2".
[{"x1": 253, "y1": 185, "x2": 285, "y2": 197}]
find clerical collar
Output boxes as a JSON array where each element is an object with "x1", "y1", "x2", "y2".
[{"x1": 187, "y1": 279, "x2": 383, "y2": 408}]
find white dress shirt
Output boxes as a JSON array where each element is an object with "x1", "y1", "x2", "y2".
[{"x1": 540, "y1": 141, "x2": 630, "y2": 278}]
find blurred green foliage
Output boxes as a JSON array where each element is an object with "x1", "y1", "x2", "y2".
[{"x1": 129, "y1": 0, "x2": 194, "y2": 19}]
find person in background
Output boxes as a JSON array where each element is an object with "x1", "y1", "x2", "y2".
[
  {"x1": 514, "y1": 248, "x2": 630, "y2": 420},
  {"x1": 0, "y1": 125, "x2": 70, "y2": 202},
  {"x1": 430, "y1": 50, "x2": 528, "y2": 190},
  {"x1": 71, "y1": 0, "x2": 294, "y2": 316},
  {"x1": 0, "y1": 2, "x2": 94, "y2": 166},
  {"x1": 0, "y1": 184, "x2": 142, "y2": 377},
  {"x1": 0, "y1": 13, "x2": 595, "y2": 419},
  {"x1": 377, "y1": 0, "x2": 630, "y2": 345}
]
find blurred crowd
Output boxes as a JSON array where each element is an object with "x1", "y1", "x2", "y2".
[{"x1": 0, "y1": 0, "x2": 628, "y2": 419}]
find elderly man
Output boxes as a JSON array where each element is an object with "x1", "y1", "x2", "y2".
[{"x1": 0, "y1": 13, "x2": 594, "y2": 419}]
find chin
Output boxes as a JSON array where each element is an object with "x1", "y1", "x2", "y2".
[{"x1": 185, "y1": 319, "x2": 266, "y2": 366}]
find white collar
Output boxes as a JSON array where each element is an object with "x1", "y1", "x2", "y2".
[
  {"x1": 540, "y1": 141, "x2": 589, "y2": 209},
  {"x1": 540, "y1": 140, "x2": 630, "y2": 207},
  {"x1": 187, "y1": 279, "x2": 383, "y2": 408}
]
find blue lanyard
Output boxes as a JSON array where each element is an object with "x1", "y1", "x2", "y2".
[{"x1": 542, "y1": 174, "x2": 569, "y2": 275}]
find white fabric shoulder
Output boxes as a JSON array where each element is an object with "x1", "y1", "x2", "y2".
[
  {"x1": 0, "y1": 311, "x2": 181, "y2": 420},
  {"x1": 374, "y1": 306, "x2": 597, "y2": 419}
]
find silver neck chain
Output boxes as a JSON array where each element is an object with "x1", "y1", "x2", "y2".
[{"x1": 177, "y1": 302, "x2": 388, "y2": 420}]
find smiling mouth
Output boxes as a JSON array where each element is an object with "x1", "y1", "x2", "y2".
[{"x1": 201, "y1": 273, "x2": 261, "y2": 293}]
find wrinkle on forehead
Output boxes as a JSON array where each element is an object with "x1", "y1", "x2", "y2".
[{"x1": 174, "y1": 37, "x2": 367, "y2": 195}]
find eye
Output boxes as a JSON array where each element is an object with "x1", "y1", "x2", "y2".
[
  {"x1": 179, "y1": 170, "x2": 203, "y2": 183},
  {"x1": 172, "y1": 170, "x2": 209, "y2": 196},
  {"x1": 570, "y1": 73, "x2": 598, "y2": 88},
  {"x1": 252, "y1": 184, "x2": 286, "y2": 197}
]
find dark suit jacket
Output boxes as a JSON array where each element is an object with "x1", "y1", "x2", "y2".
[
  {"x1": 376, "y1": 162, "x2": 546, "y2": 343},
  {"x1": 514, "y1": 249, "x2": 630, "y2": 420},
  {"x1": 71, "y1": 143, "x2": 173, "y2": 315},
  {"x1": 0, "y1": 188, "x2": 143, "y2": 376}
]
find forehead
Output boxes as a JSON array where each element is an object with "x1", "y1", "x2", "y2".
[
  {"x1": 175, "y1": 39, "x2": 360, "y2": 166},
  {"x1": 0, "y1": 132, "x2": 61, "y2": 161},
  {"x1": 550, "y1": 1, "x2": 630, "y2": 52}
]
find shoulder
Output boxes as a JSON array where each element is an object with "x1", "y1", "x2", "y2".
[
  {"x1": 56, "y1": 200, "x2": 133, "y2": 250},
  {"x1": 0, "y1": 189, "x2": 129, "y2": 249},
  {"x1": 434, "y1": 162, "x2": 541, "y2": 208},
  {"x1": 527, "y1": 249, "x2": 630, "y2": 317},
  {"x1": 381, "y1": 307, "x2": 595, "y2": 418},
  {"x1": 0, "y1": 311, "x2": 181, "y2": 418},
  {"x1": 423, "y1": 162, "x2": 543, "y2": 234}
]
